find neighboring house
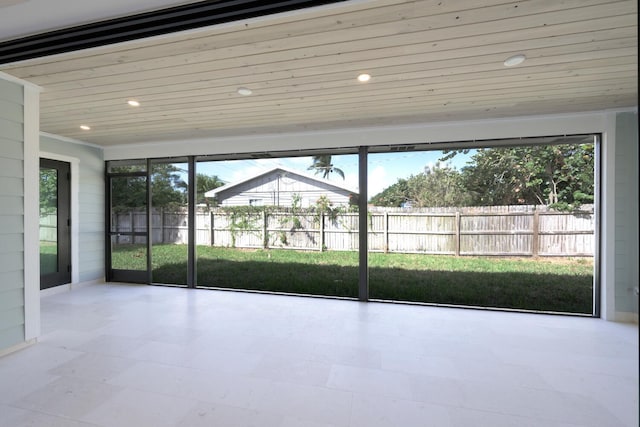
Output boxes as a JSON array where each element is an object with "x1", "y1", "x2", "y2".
[{"x1": 204, "y1": 166, "x2": 358, "y2": 208}]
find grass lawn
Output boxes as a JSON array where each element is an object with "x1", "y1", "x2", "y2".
[
  {"x1": 40, "y1": 242, "x2": 58, "y2": 274},
  {"x1": 112, "y1": 244, "x2": 594, "y2": 314}
]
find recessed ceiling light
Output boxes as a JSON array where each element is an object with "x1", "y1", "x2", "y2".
[
  {"x1": 503, "y1": 54, "x2": 526, "y2": 67},
  {"x1": 80, "y1": 125, "x2": 91, "y2": 130},
  {"x1": 127, "y1": 99, "x2": 141, "y2": 107},
  {"x1": 237, "y1": 87, "x2": 252, "y2": 96},
  {"x1": 357, "y1": 73, "x2": 371, "y2": 82}
]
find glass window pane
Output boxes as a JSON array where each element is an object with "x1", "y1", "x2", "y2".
[
  {"x1": 368, "y1": 141, "x2": 595, "y2": 314},
  {"x1": 110, "y1": 175, "x2": 148, "y2": 273},
  {"x1": 40, "y1": 166, "x2": 58, "y2": 275},
  {"x1": 111, "y1": 235, "x2": 147, "y2": 270},
  {"x1": 150, "y1": 161, "x2": 189, "y2": 286},
  {"x1": 108, "y1": 159, "x2": 147, "y2": 173},
  {"x1": 195, "y1": 153, "x2": 359, "y2": 297}
]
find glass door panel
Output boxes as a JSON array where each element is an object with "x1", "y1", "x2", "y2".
[
  {"x1": 150, "y1": 160, "x2": 189, "y2": 286},
  {"x1": 108, "y1": 173, "x2": 149, "y2": 283},
  {"x1": 367, "y1": 139, "x2": 596, "y2": 314},
  {"x1": 40, "y1": 158, "x2": 71, "y2": 289},
  {"x1": 195, "y1": 153, "x2": 359, "y2": 297}
]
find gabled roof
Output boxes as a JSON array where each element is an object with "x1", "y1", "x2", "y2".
[{"x1": 204, "y1": 166, "x2": 358, "y2": 198}]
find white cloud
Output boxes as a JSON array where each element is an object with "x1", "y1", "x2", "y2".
[
  {"x1": 367, "y1": 166, "x2": 388, "y2": 197},
  {"x1": 343, "y1": 172, "x2": 359, "y2": 193}
]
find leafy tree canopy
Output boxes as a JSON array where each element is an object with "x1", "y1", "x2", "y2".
[
  {"x1": 370, "y1": 163, "x2": 470, "y2": 208},
  {"x1": 450, "y1": 144, "x2": 594, "y2": 209},
  {"x1": 371, "y1": 143, "x2": 594, "y2": 210},
  {"x1": 197, "y1": 173, "x2": 225, "y2": 209},
  {"x1": 39, "y1": 168, "x2": 59, "y2": 215},
  {"x1": 110, "y1": 164, "x2": 187, "y2": 211}
]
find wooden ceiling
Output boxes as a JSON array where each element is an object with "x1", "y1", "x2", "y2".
[{"x1": 1, "y1": 0, "x2": 637, "y2": 146}]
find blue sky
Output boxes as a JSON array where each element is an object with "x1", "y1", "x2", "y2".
[{"x1": 194, "y1": 150, "x2": 473, "y2": 197}]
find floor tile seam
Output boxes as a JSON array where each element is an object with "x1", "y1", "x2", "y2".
[
  {"x1": 244, "y1": 349, "x2": 373, "y2": 368},
  {"x1": 445, "y1": 404, "x2": 587, "y2": 424},
  {"x1": 172, "y1": 398, "x2": 289, "y2": 425},
  {"x1": 323, "y1": 379, "x2": 444, "y2": 405},
  {"x1": 329, "y1": 361, "x2": 466, "y2": 384},
  {"x1": 4, "y1": 401, "x2": 103, "y2": 426},
  {"x1": 78, "y1": 381, "x2": 199, "y2": 415},
  {"x1": 453, "y1": 395, "x2": 629, "y2": 427},
  {"x1": 348, "y1": 389, "x2": 465, "y2": 411},
  {"x1": 159, "y1": 384, "x2": 357, "y2": 424},
  {"x1": 120, "y1": 357, "x2": 233, "y2": 378},
  {"x1": 536, "y1": 366, "x2": 640, "y2": 384}
]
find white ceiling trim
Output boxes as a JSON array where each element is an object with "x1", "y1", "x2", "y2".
[{"x1": 103, "y1": 109, "x2": 626, "y2": 160}]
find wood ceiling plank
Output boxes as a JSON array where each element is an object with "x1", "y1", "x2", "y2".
[
  {"x1": 38, "y1": 35, "x2": 637, "y2": 112},
  {"x1": 8, "y1": 0, "x2": 623, "y2": 84},
  {"x1": 67, "y1": 95, "x2": 634, "y2": 146},
  {"x1": 42, "y1": 80, "x2": 635, "y2": 131},
  {"x1": 17, "y1": 1, "x2": 635, "y2": 88},
  {"x1": 35, "y1": 26, "x2": 637, "y2": 96},
  {"x1": 41, "y1": 69, "x2": 637, "y2": 122},
  {"x1": 39, "y1": 51, "x2": 637, "y2": 111},
  {"x1": 50, "y1": 92, "x2": 635, "y2": 144},
  {"x1": 35, "y1": 18, "x2": 637, "y2": 102},
  {"x1": 1, "y1": 0, "x2": 516, "y2": 75},
  {"x1": 2, "y1": 0, "x2": 635, "y2": 145},
  {"x1": 41, "y1": 71, "x2": 637, "y2": 123}
]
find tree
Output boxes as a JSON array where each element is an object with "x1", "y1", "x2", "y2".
[
  {"x1": 150, "y1": 164, "x2": 187, "y2": 209},
  {"x1": 110, "y1": 164, "x2": 187, "y2": 211},
  {"x1": 308, "y1": 155, "x2": 345, "y2": 179},
  {"x1": 370, "y1": 163, "x2": 471, "y2": 207},
  {"x1": 370, "y1": 178, "x2": 410, "y2": 207},
  {"x1": 39, "y1": 168, "x2": 58, "y2": 214},
  {"x1": 196, "y1": 173, "x2": 225, "y2": 209},
  {"x1": 443, "y1": 143, "x2": 594, "y2": 209},
  {"x1": 413, "y1": 163, "x2": 472, "y2": 207}
]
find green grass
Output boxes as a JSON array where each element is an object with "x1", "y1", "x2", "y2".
[
  {"x1": 40, "y1": 242, "x2": 58, "y2": 274},
  {"x1": 112, "y1": 244, "x2": 594, "y2": 314}
]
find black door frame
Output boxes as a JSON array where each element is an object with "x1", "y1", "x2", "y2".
[
  {"x1": 105, "y1": 166, "x2": 150, "y2": 283},
  {"x1": 40, "y1": 158, "x2": 72, "y2": 289}
]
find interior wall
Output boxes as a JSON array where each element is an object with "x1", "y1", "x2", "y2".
[
  {"x1": 614, "y1": 112, "x2": 639, "y2": 320},
  {"x1": 40, "y1": 135, "x2": 105, "y2": 283},
  {"x1": 0, "y1": 78, "x2": 25, "y2": 351}
]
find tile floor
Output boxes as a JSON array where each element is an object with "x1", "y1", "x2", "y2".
[{"x1": 0, "y1": 283, "x2": 638, "y2": 427}]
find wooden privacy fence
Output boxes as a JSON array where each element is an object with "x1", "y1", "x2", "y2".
[
  {"x1": 112, "y1": 205, "x2": 594, "y2": 257},
  {"x1": 39, "y1": 214, "x2": 57, "y2": 242}
]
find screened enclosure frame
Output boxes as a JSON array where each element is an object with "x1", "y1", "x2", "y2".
[{"x1": 105, "y1": 134, "x2": 600, "y2": 316}]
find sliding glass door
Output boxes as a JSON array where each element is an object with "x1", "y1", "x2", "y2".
[{"x1": 150, "y1": 159, "x2": 189, "y2": 286}]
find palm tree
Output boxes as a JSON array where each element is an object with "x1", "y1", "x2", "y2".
[
  {"x1": 196, "y1": 173, "x2": 225, "y2": 209},
  {"x1": 307, "y1": 155, "x2": 345, "y2": 179}
]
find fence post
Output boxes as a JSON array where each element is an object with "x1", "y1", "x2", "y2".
[
  {"x1": 532, "y1": 210, "x2": 540, "y2": 257},
  {"x1": 319, "y1": 212, "x2": 325, "y2": 252},
  {"x1": 159, "y1": 208, "x2": 165, "y2": 244},
  {"x1": 383, "y1": 212, "x2": 389, "y2": 253},
  {"x1": 262, "y1": 210, "x2": 268, "y2": 249},
  {"x1": 114, "y1": 212, "x2": 119, "y2": 244},
  {"x1": 129, "y1": 211, "x2": 134, "y2": 244},
  {"x1": 210, "y1": 211, "x2": 215, "y2": 247},
  {"x1": 455, "y1": 212, "x2": 461, "y2": 256}
]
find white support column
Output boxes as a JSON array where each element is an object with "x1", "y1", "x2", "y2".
[
  {"x1": 24, "y1": 84, "x2": 41, "y2": 341},
  {"x1": 599, "y1": 113, "x2": 617, "y2": 321}
]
